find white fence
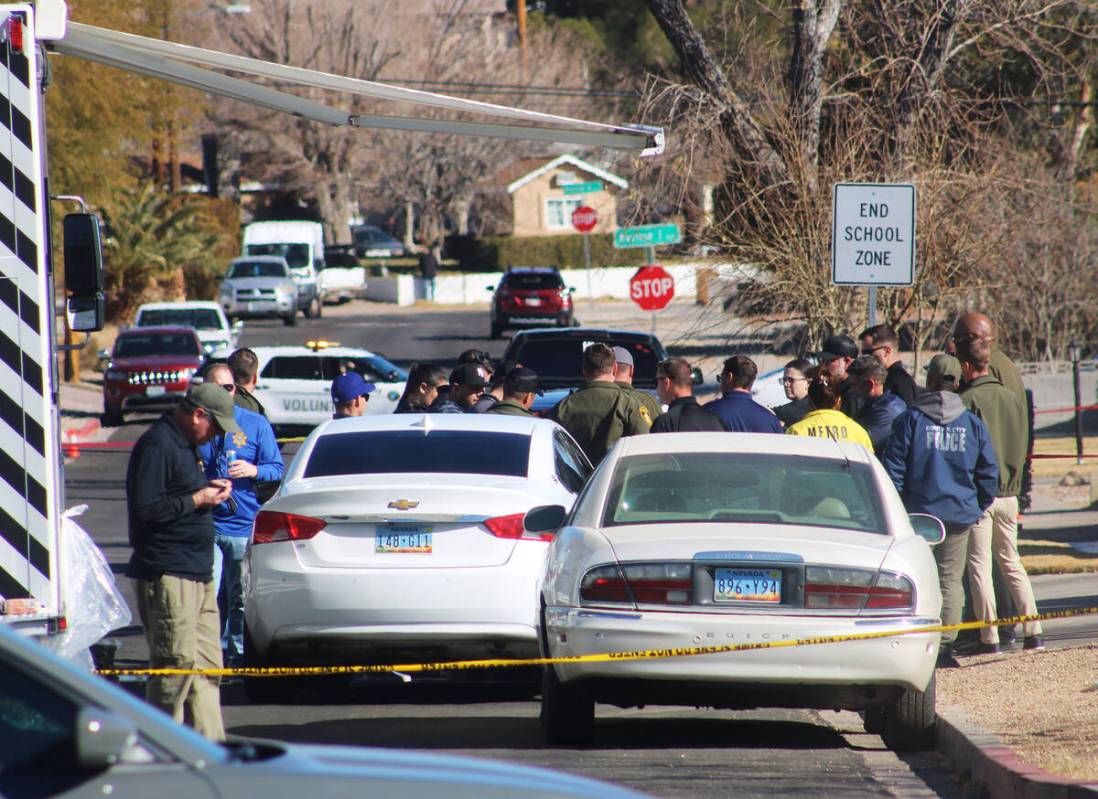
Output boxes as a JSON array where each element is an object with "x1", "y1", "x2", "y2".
[{"x1": 363, "y1": 263, "x2": 757, "y2": 307}]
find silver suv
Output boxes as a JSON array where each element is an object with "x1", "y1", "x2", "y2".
[{"x1": 219, "y1": 256, "x2": 299, "y2": 326}]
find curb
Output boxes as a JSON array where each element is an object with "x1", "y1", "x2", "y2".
[
  {"x1": 937, "y1": 705, "x2": 1098, "y2": 798},
  {"x1": 62, "y1": 417, "x2": 101, "y2": 459}
]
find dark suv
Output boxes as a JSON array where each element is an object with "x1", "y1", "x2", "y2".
[
  {"x1": 501, "y1": 327, "x2": 669, "y2": 413},
  {"x1": 488, "y1": 266, "x2": 575, "y2": 339}
]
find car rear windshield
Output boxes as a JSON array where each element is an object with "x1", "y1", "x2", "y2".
[
  {"x1": 602, "y1": 452, "x2": 886, "y2": 534},
  {"x1": 510, "y1": 337, "x2": 662, "y2": 385},
  {"x1": 227, "y1": 260, "x2": 288, "y2": 279},
  {"x1": 304, "y1": 430, "x2": 530, "y2": 478},
  {"x1": 115, "y1": 333, "x2": 199, "y2": 358},
  {"x1": 137, "y1": 309, "x2": 222, "y2": 330},
  {"x1": 244, "y1": 243, "x2": 310, "y2": 270},
  {"x1": 503, "y1": 272, "x2": 563, "y2": 290}
]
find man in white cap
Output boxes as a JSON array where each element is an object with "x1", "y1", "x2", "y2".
[{"x1": 612, "y1": 345, "x2": 662, "y2": 421}]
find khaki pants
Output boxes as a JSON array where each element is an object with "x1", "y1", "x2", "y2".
[
  {"x1": 966, "y1": 496, "x2": 1042, "y2": 644},
  {"x1": 934, "y1": 527, "x2": 971, "y2": 647},
  {"x1": 137, "y1": 575, "x2": 225, "y2": 741}
]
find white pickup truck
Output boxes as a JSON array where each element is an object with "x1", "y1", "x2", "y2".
[{"x1": 318, "y1": 245, "x2": 367, "y2": 304}]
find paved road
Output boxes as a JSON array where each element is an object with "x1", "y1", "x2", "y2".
[{"x1": 67, "y1": 300, "x2": 1091, "y2": 799}]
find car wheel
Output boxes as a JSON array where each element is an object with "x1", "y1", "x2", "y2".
[
  {"x1": 881, "y1": 674, "x2": 937, "y2": 751},
  {"x1": 861, "y1": 704, "x2": 886, "y2": 735},
  {"x1": 283, "y1": 310, "x2": 297, "y2": 327},
  {"x1": 101, "y1": 406, "x2": 123, "y2": 427},
  {"x1": 540, "y1": 665, "x2": 594, "y2": 745},
  {"x1": 242, "y1": 624, "x2": 299, "y2": 704},
  {"x1": 313, "y1": 297, "x2": 323, "y2": 318}
]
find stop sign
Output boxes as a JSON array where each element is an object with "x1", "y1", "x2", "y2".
[
  {"x1": 630, "y1": 265, "x2": 675, "y2": 311},
  {"x1": 571, "y1": 205, "x2": 598, "y2": 233}
]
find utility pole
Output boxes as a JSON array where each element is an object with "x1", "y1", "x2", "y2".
[{"x1": 516, "y1": 0, "x2": 528, "y2": 77}]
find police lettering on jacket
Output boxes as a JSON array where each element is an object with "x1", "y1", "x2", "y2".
[{"x1": 925, "y1": 425, "x2": 967, "y2": 452}]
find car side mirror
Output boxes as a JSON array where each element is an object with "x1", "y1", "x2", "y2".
[
  {"x1": 74, "y1": 707, "x2": 138, "y2": 771},
  {"x1": 692, "y1": 367, "x2": 704, "y2": 386},
  {"x1": 97, "y1": 348, "x2": 111, "y2": 362},
  {"x1": 486, "y1": 285, "x2": 495, "y2": 291},
  {"x1": 386, "y1": 370, "x2": 400, "y2": 382},
  {"x1": 568, "y1": 287, "x2": 576, "y2": 294},
  {"x1": 63, "y1": 213, "x2": 105, "y2": 333},
  {"x1": 909, "y1": 513, "x2": 946, "y2": 545},
  {"x1": 524, "y1": 504, "x2": 567, "y2": 535}
]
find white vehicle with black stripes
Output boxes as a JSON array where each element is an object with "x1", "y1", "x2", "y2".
[
  {"x1": 533, "y1": 433, "x2": 946, "y2": 752},
  {"x1": 244, "y1": 342, "x2": 408, "y2": 434},
  {"x1": 241, "y1": 413, "x2": 593, "y2": 702}
]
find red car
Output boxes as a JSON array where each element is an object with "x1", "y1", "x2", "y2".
[
  {"x1": 489, "y1": 266, "x2": 575, "y2": 339},
  {"x1": 102, "y1": 326, "x2": 204, "y2": 426}
]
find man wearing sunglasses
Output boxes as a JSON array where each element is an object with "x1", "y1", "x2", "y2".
[
  {"x1": 858, "y1": 324, "x2": 920, "y2": 406},
  {"x1": 197, "y1": 363, "x2": 284, "y2": 669}
]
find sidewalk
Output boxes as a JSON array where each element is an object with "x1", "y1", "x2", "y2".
[{"x1": 58, "y1": 376, "x2": 112, "y2": 456}]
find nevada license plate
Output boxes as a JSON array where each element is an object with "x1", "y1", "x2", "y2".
[
  {"x1": 714, "y1": 568, "x2": 781, "y2": 603},
  {"x1": 146, "y1": 385, "x2": 166, "y2": 397},
  {"x1": 376, "y1": 525, "x2": 432, "y2": 554}
]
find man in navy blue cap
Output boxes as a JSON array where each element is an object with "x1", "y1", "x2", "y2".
[{"x1": 331, "y1": 371, "x2": 375, "y2": 419}]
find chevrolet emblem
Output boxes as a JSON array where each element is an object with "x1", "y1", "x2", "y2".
[{"x1": 387, "y1": 499, "x2": 419, "y2": 511}]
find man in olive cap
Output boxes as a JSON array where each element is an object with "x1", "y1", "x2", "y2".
[
  {"x1": 612, "y1": 345, "x2": 662, "y2": 421},
  {"x1": 126, "y1": 383, "x2": 242, "y2": 741},
  {"x1": 486, "y1": 367, "x2": 540, "y2": 417}
]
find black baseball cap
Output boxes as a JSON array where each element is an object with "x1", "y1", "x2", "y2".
[
  {"x1": 816, "y1": 335, "x2": 858, "y2": 362},
  {"x1": 503, "y1": 367, "x2": 540, "y2": 395},
  {"x1": 449, "y1": 363, "x2": 489, "y2": 388}
]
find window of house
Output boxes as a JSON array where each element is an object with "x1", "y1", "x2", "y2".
[{"x1": 545, "y1": 198, "x2": 584, "y2": 230}]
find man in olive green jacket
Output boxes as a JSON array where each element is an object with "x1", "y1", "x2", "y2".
[
  {"x1": 957, "y1": 337, "x2": 1043, "y2": 652},
  {"x1": 228, "y1": 348, "x2": 266, "y2": 418},
  {"x1": 550, "y1": 343, "x2": 650, "y2": 464},
  {"x1": 485, "y1": 368, "x2": 539, "y2": 417},
  {"x1": 612, "y1": 346, "x2": 662, "y2": 422}
]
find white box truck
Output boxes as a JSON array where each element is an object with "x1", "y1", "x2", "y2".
[{"x1": 242, "y1": 221, "x2": 323, "y2": 318}]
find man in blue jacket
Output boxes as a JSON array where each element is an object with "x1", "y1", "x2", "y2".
[
  {"x1": 881, "y1": 354, "x2": 998, "y2": 667},
  {"x1": 849, "y1": 355, "x2": 907, "y2": 455},
  {"x1": 199, "y1": 363, "x2": 284, "y2": 667},
  {"x1": 704, "y1": 355, "x2": 782, "y2": 433}
]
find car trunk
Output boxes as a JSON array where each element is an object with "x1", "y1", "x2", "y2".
[{"x1": 273, "y1": 476, "x2": 539, "y2": 569}]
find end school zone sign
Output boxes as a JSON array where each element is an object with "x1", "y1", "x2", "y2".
[{"x1": 831, "y1": 183, "x2": 916, "y2": 286}]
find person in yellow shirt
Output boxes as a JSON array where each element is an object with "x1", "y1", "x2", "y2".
[{"x1": 786, "y1": 370, "x2": 874, "y2": 450}]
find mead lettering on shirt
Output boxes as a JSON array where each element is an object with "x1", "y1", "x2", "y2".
[{"x1": 925, "y1": 425, "x2": 967, "y2": 452}]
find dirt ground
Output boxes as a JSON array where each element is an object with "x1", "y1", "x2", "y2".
[{"x1": 937, "y1": 645, "x2": 1098, "y2": 780}]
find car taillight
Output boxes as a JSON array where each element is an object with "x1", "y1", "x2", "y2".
[
  {"x1": 580, "y1": 562, "x2": 693, "y2": 605},
  {"x1": 803, "y1": 566, "x2": 913, "y2": 612},
  {"x1": 483, "y1": 513, "x2": 553, "y2": 542},
  {"x1": 253, "y1": 511, "x2": 326, "y2": 544}
]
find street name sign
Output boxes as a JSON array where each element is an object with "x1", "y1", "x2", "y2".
[
  {"x1": 613, "y1": 223, "x2": 681, "y2": 249},
  {"x1": 563, "y1": 180, "x2": 602, "y2": 195},
  {"x1": 831, "y1": 183, "x2": 916, "y2": 285},
  {"x1": 630, "y1": 265, "x2": 675, "y2": 311}
]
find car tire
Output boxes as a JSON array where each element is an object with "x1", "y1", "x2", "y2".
[
  {"x1": 283, "y1": 310, "x2": 297, "y2": 327},
  {"x1": 242, "y1": 625, "x2": 301, "y2": 704},
  {"x1": 490, "y1": 322, "x2": 504, "y2": 339},
  {"x1": 101, "y1": 407, "x2": 124, "y2": 427},
  {"x1": 861, "y1": 704, "x2": 886, "y2": 735},
  {"x1": 881, "y1": 674, "x2": 937, "y2": 751},
  {"x1": 540, "y1": 665, "x2": 594, "y2": 745},
  {"x1": 304, "y1": 296, "x2": 322, "y2": 319}
]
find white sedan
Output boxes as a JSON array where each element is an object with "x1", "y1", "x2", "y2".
[
  {"x1": 247, "y1": 343, "x2": 408, "y2": 432},
  {"x1": 534, "y1": 433, "x2": 945, "y2": 751},
  {"x1": 243, "y1": 413, "x2": 593, "y2": 701}
]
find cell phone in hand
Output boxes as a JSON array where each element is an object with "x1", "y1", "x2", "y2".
[{"x1": 223, "y1": 495, "x2": 237, "y2": 513}]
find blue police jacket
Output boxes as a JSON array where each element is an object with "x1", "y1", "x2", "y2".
[{"x1": 199, "y1": 406, "x2": 284, "y2": 537}]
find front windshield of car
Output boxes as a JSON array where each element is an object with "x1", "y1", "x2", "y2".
[
  {"x1": 304, "y1": 430, "x2": 530, "y2": 478},
  {"x1": 512, "y1": 338, "x2": 661, "y2": 386},
  {"x1": 601, "y1": 452, "x2": 886, "y2": 534},
  {"x1": 245, "y1": 243, "x2": 309, "y2": 269},
  {"x1": 115, "y1": 333, "x2": 199, "y2": 358},
  {"x1": 138, "y1": 308, "x2": 221, "y2": 330},
  {"x1": 227, "y1": 260, "x2": 288, "y2": 279}
]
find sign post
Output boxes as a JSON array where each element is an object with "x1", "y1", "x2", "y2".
[
  {"x1": 614, "y1": 223, "x2": 682, "y2": 333},
  {"x1": 831, "y1": 183, "x2": 916, "y2": 327},
  {"x1": 571, "y1": 205, "x2": 599, "y2": 303}
]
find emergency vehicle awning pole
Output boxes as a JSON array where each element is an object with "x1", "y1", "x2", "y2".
[{"x1": 54, "y1": 22, "x2": 661, "y2": 154}]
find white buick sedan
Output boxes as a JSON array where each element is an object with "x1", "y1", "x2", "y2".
[
  {"x1": 533, "y1": 433, "x2": 945, "y2": 751},
  {"x1": 243, "y1": 413, "x2": 592, "y2": 701}
]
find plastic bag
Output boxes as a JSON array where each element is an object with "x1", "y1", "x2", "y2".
[{"x1": 41, "y1": 505, "x2": 132, "y2": 670}]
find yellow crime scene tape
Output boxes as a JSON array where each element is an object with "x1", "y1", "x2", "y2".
[{"x1": 96, "y1": 606, "x2": 1098, "y2": 678}]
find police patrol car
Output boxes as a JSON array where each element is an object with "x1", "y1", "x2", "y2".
[{"x1": 244, "y1": 341, "x2": 407, "y2": 434}]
